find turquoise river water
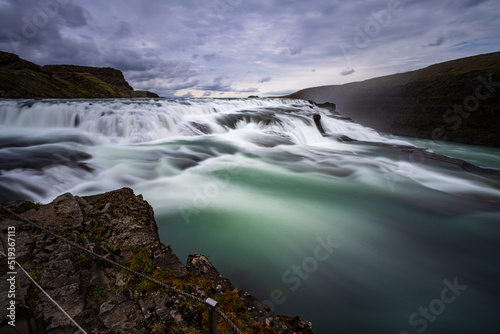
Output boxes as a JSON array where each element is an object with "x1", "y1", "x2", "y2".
[{"x1": 1, "y1": 98, "x2": 499, "y2": 333}]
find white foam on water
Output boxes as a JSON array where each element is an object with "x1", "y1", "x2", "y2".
[{"x1": 2, "y1": 98, "x2": 500, "y2": 333}]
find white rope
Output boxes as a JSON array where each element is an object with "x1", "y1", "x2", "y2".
[{"x1": 0, "y1": 250, "x2": 88, "y2": 334}]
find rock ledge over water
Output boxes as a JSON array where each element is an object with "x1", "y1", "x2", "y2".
[{"x1": 0, "y1": 188, "x2": 313, "y2": 334}]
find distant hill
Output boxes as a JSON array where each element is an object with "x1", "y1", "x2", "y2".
[
  {"x1": 287, "y1": 51, "x2": 500, "y2": 147},
  {"x1": 0, "y1": 51, "x2": 159, "y2": 99}
]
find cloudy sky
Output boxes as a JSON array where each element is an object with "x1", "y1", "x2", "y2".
[{"x1": 1, "y1": 0, "x2": 499, "y2": 97}]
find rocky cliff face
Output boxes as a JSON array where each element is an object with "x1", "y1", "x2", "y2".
[
  {"x1": 0, "y1": 52, "x2": 43, "y2": 72},
  {"x1": 288, "y1": 51, "x2": 500, "y2": 147},
  {"x1": 133, "y1": 90, "x2": 163, "y2": 98},
  {"x1": 0, "y1": 188, "x2": 312, "y2": 334},
  {"x1": 43, "y1": 65, "x2": 136, "y2": 98},
  {"x1": 0, "y1": 51, "x2": 159, "y2": 99}
]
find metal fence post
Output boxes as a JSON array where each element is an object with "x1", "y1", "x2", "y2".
[{"x1": 205, "y1": 297, "x2": 219, "y2": 334}]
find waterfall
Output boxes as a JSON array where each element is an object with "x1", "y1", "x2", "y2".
[
  {"x1": 1, "y1": 98, "x2": 500, "y2": 334},
  {"x1": 0, "y1": 98, "x2": 408, "y2": 145}
]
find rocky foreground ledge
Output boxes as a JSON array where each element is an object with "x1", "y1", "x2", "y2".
[{"x1": 0, "y1": 188, "x2": 313, "y2": 334}]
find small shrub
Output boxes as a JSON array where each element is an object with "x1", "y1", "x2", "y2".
[
  {"x1": 125, "y1": 249, "x2": 155, "y2": 274},
  {"x1": 89, "y1": 285, "x2": 105, "y2": 299}
]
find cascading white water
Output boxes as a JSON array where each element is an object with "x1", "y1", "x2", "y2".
[
  {"x1": 1, "y1": 98, "x2": 499, "y2": 334},
  {"x1": 0, "y1": 98, "x2": 412, "y2": 145}
]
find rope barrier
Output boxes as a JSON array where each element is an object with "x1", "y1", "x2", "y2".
[
  {"x1": 0, "y1": 204, "x2": 243, "y2": 334},
  {"x1": 0, "y1": 249, "x2": 88, "y2": 334}
]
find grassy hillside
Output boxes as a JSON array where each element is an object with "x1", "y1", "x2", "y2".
[
  {"x1": 288, "y1": 51, "x2": 500, "y2": 147},
  {"x1": 0, "y1": 51, "x2": 158, "y2": 99}
]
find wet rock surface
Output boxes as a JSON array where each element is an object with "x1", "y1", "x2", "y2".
[{"x1": 0, "y1": 187, "x2": 313, "y2": 333}]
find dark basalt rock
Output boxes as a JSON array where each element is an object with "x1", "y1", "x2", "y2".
[
  {"x1": 313, "y1": 114, "x2": 325, "y2": 135},
  {"x1": 186, "y1": 254, "x2": 235, "y2": 292},
  {"x1": 0, "y1": 188, "x2": 313, "y2": 334},
  {"x1": 315, "y1": 102, "x2": 337, "y2": 113},
  {"x1": 132, "y1": 90, "x2": 161, "y2": 98}
]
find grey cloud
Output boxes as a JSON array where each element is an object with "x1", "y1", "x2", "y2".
[
  {"x1": 237, "y1": 88, "x2": 259, "y2": 93},
  {"x1": 0, "y1": 0, "x2": 90, "y2": 59},
  {"x1": 202, "y1": 53, "x2": 218, "y2": 61},
  {"x1": 115, "y1": 21, "x2": 132, "y2": 38},
  {"x1": 428, "y1": 36, "x2": 446, "y2": 47},
  {"x1": 280, "y1": 46, "x2": 303, "y2": 56},
  {"x1": 58, "y1": 1, "x2": 89, "y2": 28},
  {"x1": 102, "y1": 51, "x2": 155, "y2": 72},
  {"x1": 141, "y1": 58, "x2": 184, "y2": 74},
  {"x1": 341, "y1": 68, "x2": 356, "y2": 76},
  {"x1": 1, "y1": 0, "x2": 499, "y2": 97},
  {"x1": 265, "y1": 89, "x2": 295, "y2": 96},
  {"x1": 178, "y1": 92, "x2": 194, "y2": 98},
  {"x1": 171, "y1": 80, "x2": 200, "y2": 91},
  {"x1": 41, "y1": 39, "x2": 101, "y2": 65},
  {"x1": 196, "y1": 76, "x2": 233, "y2": 92},
  {"x1": 126, "y1": 59, "x2": 197, "y2": 80},
  {"x1": 462, "y1": 0, "x2": 489, "y2": 8},
  {"x1": 136, "y1": 79, "x2": 200, "y2": 98},
  {"x1": 196, "y1": 32, "x2": 209, "y2": 45}
]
